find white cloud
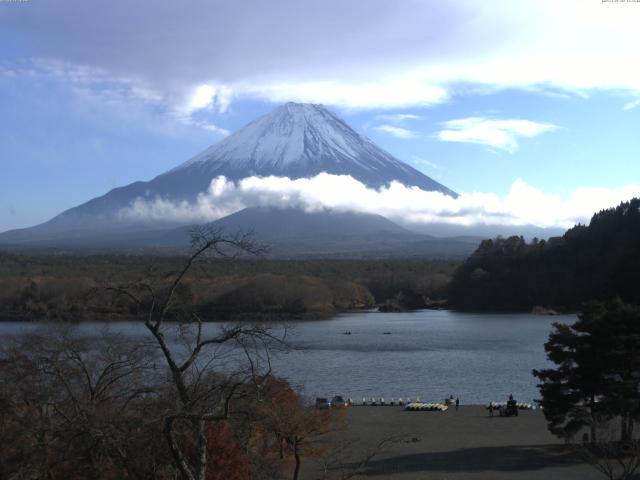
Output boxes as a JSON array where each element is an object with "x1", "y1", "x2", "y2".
[
  {"x1": 623, "y1": 98, "x2": 640, "y2": 111},
  {"x1": 376, "y1": 113, "x2": 421, "y2": 122},
  {"x1": 200, "y1": 123, "x2": 231, "y2": 136},
  {"x1": 181, "y1": 83, "x2": 234, "y2": 115},
  {"x1": 373, "y1": 125, "x2": 418, "y2": 139},
  {"x1": 33, "y1": 59, "x2": 164, "y2": 106},
  {"x1": 437, "y1": 117, "x2": 558, "y2": 153},
  {"x1": 121, "y1": 177, "x2": 245, "y2": 223},
  {"x1": 239, "y1": 79, "x2": 448, "y2": 110},
  {"x1": 411, "y1": 155, "x2": 439, "y2": 170},
  {"x1": 5, "y1": 1, "x2": 640, "y2": 115},
  {"x1": 24, "y1": 60, "x2": 230, "y2": 137},
  {"x1": 119, "y1": 173, "x2": 640, "y2": 230},
  {"x1": 187, "y1": 84, "x2": 216, "y2": 112}
]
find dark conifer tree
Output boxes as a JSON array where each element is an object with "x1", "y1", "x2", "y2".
[
  {"x1": 449, "y1": 198, "x2": 640, "y2": 311},
  {"x1": 534, "y1": 299, "x2": 640, "y2": 443}
]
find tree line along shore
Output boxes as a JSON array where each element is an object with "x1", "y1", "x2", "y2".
[
  {"x1": 1, "y1": 198, "x2": 639, "y2": 322},
  {"x1": 0, "y1": 255, "x2": 455, "y2": 321},
  {"x1": 448, "y1": 198, "x2": 640, "y2": 312}
]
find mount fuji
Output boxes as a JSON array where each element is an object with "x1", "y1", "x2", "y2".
[
  {"x1": 169, "y1": 102, "x2": 456, "y2": 195},
  {"x1": 0, "y1": 102, "x2": 466, "y2": 254}
]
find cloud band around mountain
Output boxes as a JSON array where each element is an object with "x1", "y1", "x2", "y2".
[{"x1": 119, "y1": 173, "x2": 640, "y2": 230}]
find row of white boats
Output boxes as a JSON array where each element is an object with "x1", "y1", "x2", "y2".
[
  {"x1": 317, "y1": 397, "x2": 536, "y2": 410},
  {"x1": 405, "y1": 402, "x2": 450, "y2": 411},
  {"x1": 488, "y1": 401, "x2": 535, "y2": 410},
  {"x1": 358, "y1": 397, "x2": 426, "y2": 406},
  {"x1": 405, "y1": 401, "x2": 535, "y2": 412}
]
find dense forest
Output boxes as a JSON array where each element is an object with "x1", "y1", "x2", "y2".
[
  {"x1": 0, "y1": 253, "x2": 455, "y2": 321},
  {"x1": 448, "y1": 198, "x2": 640, "y2": 312},
  {"x1": 5, "y1": 198, "x2": 638, "y2": 320}
]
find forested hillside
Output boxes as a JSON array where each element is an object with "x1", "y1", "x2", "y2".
[
  {"x1": 448, "y1": 198, "x2": 640, "y2": 311},
  {"x1": 0, "y1": 254, "x2": 455, "y2": 321}
]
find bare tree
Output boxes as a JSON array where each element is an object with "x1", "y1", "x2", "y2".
[
  {"x1": 108, "y1": 226, "x2": 288, "y2": 480},
  {"x1": 0, "y1": 327, "x2": 166, "y2": 480},
  {"x1": 255, "y1": 377, "x2": 348, "y2": 480},
  {"x1": 577, "y1": 421, "x2": 640, "y2": 480}
]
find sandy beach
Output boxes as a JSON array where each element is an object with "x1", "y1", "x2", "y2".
[{"x1": 303, "y1": 405, "x2": 603, "y2": 480}]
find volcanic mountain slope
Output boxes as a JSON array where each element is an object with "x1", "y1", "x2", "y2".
[
  {"x1": 0, "y1": 102, "x2": 456, "y2": 245},
  {"x1": 92, "y1": 101, "x2": 456, "y2": 216},
  {"x1": 161, "y1": 207, "x2": 411, "y2": 244},
  {"x1": 0, "y1": 206, "x2": 481, "y2": 259},
  {"x1": 169, "y1": 102, "x2": 456, "y2": 194},
  {"x1": 197, "y1": 207, "x2": 411, "y2": 239},
  {"x1": 159, "y1": 207, "x2": 481, "y2": 259}
]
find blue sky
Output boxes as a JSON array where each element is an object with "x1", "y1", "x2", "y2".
[{"x1": 1, "y1": 0, "x2": 640, "y2": 231}]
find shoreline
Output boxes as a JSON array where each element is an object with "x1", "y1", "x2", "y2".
[{"x1": 0, "y1": 306, "x2": 578, "y2": 323}]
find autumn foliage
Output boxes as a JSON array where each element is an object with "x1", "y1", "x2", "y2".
[
  {"x1": 0, "y1": 253, "x2": 456, "y2": 321},
  {"x1": 0, "y1": 330, "x2": 347, "y2": 480}
]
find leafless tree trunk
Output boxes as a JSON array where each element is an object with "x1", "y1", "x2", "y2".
[
  {"x1": 293, "y1": 436, "x2": 302, "y2": 480},
  {"x1": 109, "y1": 226, "x2": 286, "y2": 480}
]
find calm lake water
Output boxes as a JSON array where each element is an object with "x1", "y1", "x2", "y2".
[{"x1": 0, "y1": 310, "x2": 575, "y2": 405}]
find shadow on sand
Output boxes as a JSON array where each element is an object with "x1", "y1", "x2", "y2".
[{"x1": 357, "y1": 444, "x2": 586, "y2": 477}]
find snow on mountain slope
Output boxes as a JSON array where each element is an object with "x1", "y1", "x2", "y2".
[{"x1": 169, "y1": 102, "x2": 456, "y2": 194}]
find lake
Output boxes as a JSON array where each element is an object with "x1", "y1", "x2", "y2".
[{"x1": 0, "y1": 310, "x2": 574, "y2": 405}]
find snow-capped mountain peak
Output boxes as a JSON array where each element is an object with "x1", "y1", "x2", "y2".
[
  {"x1": 178, "y1": 103, "x2": 363, "y2": 171},
  {"x1": 170, "y1": 102, "x2": 456, "y2": 196}
]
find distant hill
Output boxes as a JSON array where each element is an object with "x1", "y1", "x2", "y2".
[
  {"x1": 202, "y1": 207, "x2": 411, "y2": 238},
  {"x1": 447, "y1": 198, "x2": 640, "y2": 311},
  {"x1": 404, "y1": 222, "x2": 564, "y2": 241},
  {"x1": 0, "y1": 207, "x2": 481, "y2": 259},
  {"x1": 160, "y1": 207, "x2": 480, "y2": 259}
]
